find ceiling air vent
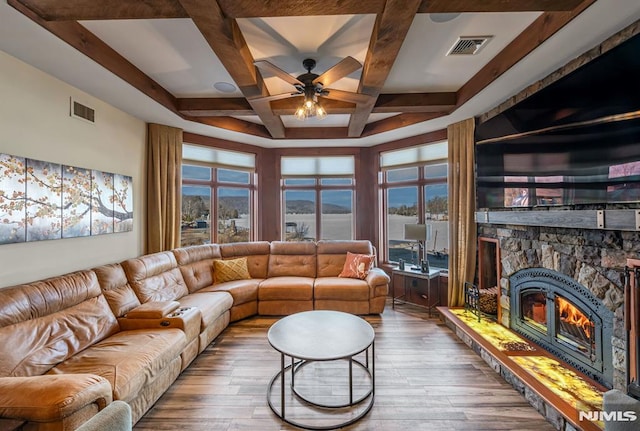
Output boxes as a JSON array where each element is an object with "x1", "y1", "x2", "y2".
[
  {"x1": 447, "y1": 36, "x2": 492, "y2": 56},
  {"x1": 70, "y1": 98, "x2": 95, "y2": 123}
]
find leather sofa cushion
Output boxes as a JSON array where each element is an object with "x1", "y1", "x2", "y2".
[
  {"x1": 220, "y1": 241, "x2": 270, "y2": 279},
  {"x1": 314, "y1": 277, "x2": 370, "y2": 301},
  {"x1": 316, "y1": 240, "x2": 374, "y2": 277},
  {"x1": 0, "y1": 374, "x2": 112, "y2": 423},
  {"x1": 268, "y1": 241, "x2": 317, "y2": 278},
  {"x1": 93, "y1": 263, "x2": 142, "y2": 317},
  {"x1": 121, "y1": 252, "x2": 188, "y2": 303},
  {"x1": 0, "y1": 270, "x2": 105, "y2": 327},
  {"x1": 201, "y1": 279, "x2": 260, "y2": 305},
  {"x1": 48, "y1": 329, "x2": 186, "y2": 402},
  {"x1": 176, "y1": 292, "x2": 233, "y2": 330},
  {"x1": 0, "y1": 271, "x2": 119, "y2": 377},
  {"x1": 259, "y1": 277, "x2": 314, "y2": 301},
  {"x1": 173, "y1": 245, "x2": 221, "y2": 293}
]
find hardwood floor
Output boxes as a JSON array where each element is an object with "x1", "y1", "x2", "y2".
[{"x1": 134, "y1": 302, "x2": 555, "y2": 430}]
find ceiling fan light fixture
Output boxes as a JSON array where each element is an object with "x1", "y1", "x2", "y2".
[
  {"x1": 295, "y1": 94, "x2": 327, "y2": 121},
  {"x1": 315, "y1": 103, "x2": 327, "y2": 120}
]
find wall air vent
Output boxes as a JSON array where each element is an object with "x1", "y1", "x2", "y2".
[
  {"x1": 447, "y1": 36, "x2": 492, "y2": 56},
  {"x1": 70, "y1": 98, "x2": 95, "y2": 123}
]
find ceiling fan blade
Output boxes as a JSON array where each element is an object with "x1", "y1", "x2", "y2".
[
  {"x1": 254, "y1": 60, "x2": 303, "y2": 86},
  {"x1": 321, "y1": 89, "x2": 372, "y2": 105},
  {"x1": 312, "y1": 56, "x2": 362, "y2": 87}
]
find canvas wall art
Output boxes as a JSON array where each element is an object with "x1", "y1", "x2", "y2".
[
  {"x1": 114, "y1": 173, "x2": 134, "y2": 233},
  {"x1": 0, "y1": 154, "x2": 26, "y2": 244},
  {"x1": 0, "y1": 152, "x2": 133, "y2": 245},
  {"x1": 26, "y1": 158, "x2": 62, "y2": 242},
  {"x1": 62, "y1": 166, "x2": 91, "y2": 238},
  {"x1": 92, "y1": 170, "x2": 115, "y2": 235}
]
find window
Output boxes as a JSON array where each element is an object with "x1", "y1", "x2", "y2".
[
  {"x1": 181, "y1": 144, "x2": 255, "y2": 246},
  {"x1": 281, "y1": 156, "x2": 355, "y2": 241},
  {"x1": 380, "y1": 143, "x2": 448, "y2": 269}
]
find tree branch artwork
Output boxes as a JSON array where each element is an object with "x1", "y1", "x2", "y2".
[
  {"x1": 0, "y1": 152, "x2": 133, "y2": 245},
  {"x1": 26, "y1": 159, "x2": 62, "y2": 241},
  {"x1": 92, "y1": 170, "x2": 114, "y2": 235},
  {"x1": 113, "y1": 173, "x2": 134, "y2": 232},
  {"x1": 62, "y1": 166, "x2": 91, "y2": 238},
  {"x1": 0, "y1": 154, "x2": 27, "y2": 243}
]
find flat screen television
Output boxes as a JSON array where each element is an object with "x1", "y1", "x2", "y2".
[
  {"x1": 476, "y1": 114, "x2": 640, "y2": 209},
  {"x1": 475, "y1": 33, "x2": 640, "y2": 209}
]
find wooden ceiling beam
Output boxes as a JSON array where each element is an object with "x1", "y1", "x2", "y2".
[
  {"x1": 177, "y1": 93, "x2": 457, "y2": 116},
  {"x1": 417, "y1": 0, "x2": 586, "y2": 13},
  {"x1": 13, "y1": 0, "x2": 188, "y2": 21},
  {"x1": 216, "y1": 0, "x2": 385, "y2": 19},
  {"x1": 348, "y1": 0, "x2": 422, "y2": 138},
  {"x1": 373, "y1": 93, "x2": 457, "y2": 113},
  {"x1": 176, "y1": 0, "x2": 285, "y2": 138},
  {"x1": 283, "y1": 127, "x2": 350, "y2": 140},
  {"x1": 271, "y1": 98, "x2": 354, "y2": 115},
  {"x1": 361, "y1": 113, "x2": 446, "y2": 137},
  {"x1": 178, "y1": 98, "x2": 253, "y2": 116},
  {"x1": 8, "y1": 0, "x2": 180, "y2": 116},
  {"x1": 186, "y1": 116, "x2": 271, "y2": 139},
  {"x1": 456, "y1": 0, "x2": 596, "y2": 109},
  {"x1": 15, "y1": 0, "x2": 585, "y2": 22}
]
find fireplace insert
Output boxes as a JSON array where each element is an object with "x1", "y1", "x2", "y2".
[{"x1": 511, "y1": 268, "x2": 614, "y2": 388}]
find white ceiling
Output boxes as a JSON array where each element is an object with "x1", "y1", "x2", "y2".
[{"x1": 0, "y1": 0, "x2": 639, "y2": 148}]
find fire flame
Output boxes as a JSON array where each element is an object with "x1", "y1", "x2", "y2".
[{"x1": 557, "y1": 297, "x2": 593, "y2": 339}]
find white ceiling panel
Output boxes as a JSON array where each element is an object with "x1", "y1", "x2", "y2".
[
  {"x1": 82, "y1": 19, "x2": 243, "y2": 97},
  {"x1": 384, "y1": 12, "x2": 541, "y2": 92}
]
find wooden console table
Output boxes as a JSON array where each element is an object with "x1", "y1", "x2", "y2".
[{"x1": 391, "y1": 267, "x2": 441, "y2": 317}]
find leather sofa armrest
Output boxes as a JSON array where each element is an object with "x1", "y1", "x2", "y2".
[
  {"x1": 366, "y1": 267, "x2": 390, "y2": 287},
  {"x1": 118, "y1": 306, "x2": 202, "y2": 342},
  {"x1": 365, "y1": 267, "x2": 390, "y2": 299},
  {"x1": 0, "y1": 374, "x2": 112, "y2": 423},
  {"x1": 125, "y1": 300, "x2": 180, "y2": 319}
]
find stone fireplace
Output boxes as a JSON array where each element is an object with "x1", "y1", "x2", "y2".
[
  {"x1": 477, "y1": 222, "x2": 638, "y2": 391},
  {"x1": 510, "y1": 267, "x2": 614, "y2": 388}
]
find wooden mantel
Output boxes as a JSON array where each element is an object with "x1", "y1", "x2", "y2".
[{"x1": 476, "y1": 209, "x2": 640, "y2": 231}]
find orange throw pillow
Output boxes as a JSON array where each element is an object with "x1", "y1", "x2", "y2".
[{"x1": 338, "y1": 252, "x2": 374, "y2": 280}]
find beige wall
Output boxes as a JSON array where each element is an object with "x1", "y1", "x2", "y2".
[{"x1": 0, "y1": 50, "x2": 146, "y2": 288}]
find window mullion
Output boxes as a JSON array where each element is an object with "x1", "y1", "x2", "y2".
[{"x1": 316, "y1": 186, "x2": 322, "y2": 241}]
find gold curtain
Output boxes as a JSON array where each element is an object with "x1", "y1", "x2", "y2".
[
  {"x1": 146, "y1": 123, "x2": 182, "y2": 253},
  {"x1": 447, "y1": 118, "x2": 477, "y2": 307}
]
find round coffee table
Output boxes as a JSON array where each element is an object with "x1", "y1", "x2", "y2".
[{"x1": 267, "y1": 310, "x2": 375, "y2": 430}]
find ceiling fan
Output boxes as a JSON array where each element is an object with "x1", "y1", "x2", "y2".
[{"x1": 252, "y1": 56, "x2": 371, "y2": 120}]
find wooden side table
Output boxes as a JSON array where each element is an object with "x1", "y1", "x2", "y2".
[{"x1": 391, "y1": 267, "x2": 441, "y2": 317}]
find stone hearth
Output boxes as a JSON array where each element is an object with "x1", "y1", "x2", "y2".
[{"x1": 477, "y1": 224, "x2": 640, "y2": 391}]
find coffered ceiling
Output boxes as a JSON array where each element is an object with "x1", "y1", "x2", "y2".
[{"x1": 1, "y1": 0, "x2": 639, "y2": 147}]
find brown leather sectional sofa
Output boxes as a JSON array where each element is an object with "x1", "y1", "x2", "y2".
[{"x1": 0, "y1": 240, "x2": 389, "y2": 430}]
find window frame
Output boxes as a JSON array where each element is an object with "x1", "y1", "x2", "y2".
[
  {"x1": 181, "y1": 161, "x2": 256, "y2": 245},
  {"x1": 281, "y1": 175, "x2": 356, "y2": 241},
  {"x1": 380, "y1": 158, "x2": 448, "y2": 266}
]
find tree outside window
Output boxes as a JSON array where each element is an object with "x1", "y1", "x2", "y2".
[{"x1": 181, "y1": 164, "x2": 254, "y2": 246}]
